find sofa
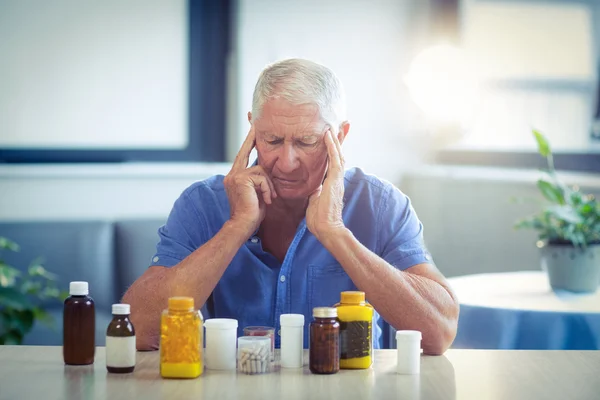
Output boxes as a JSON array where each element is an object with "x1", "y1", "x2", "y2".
[
  {"x1": 0, "y1": 219, "x2": 165, "y2": 346},
  {"x1": 1, "y1": 219, "x2": 396, "y2": 348}
]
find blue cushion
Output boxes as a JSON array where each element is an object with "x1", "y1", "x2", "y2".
[
  {"x1": 114, "y1": 219, "x2": 165, "y2": 299},
  {"x1": 0, "y1": 221, "x2": 116, "y2": 309}
]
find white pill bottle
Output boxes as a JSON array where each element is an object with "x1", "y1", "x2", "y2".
[
  {"x1": 280, "y1": 314, "x2": 305, "y2": 368},
  {"x1": 204, "y1": 318, "x2": 238, "y2": 370},
  {"x1": 396, "y1": 330, "x2": 422, "y2": 374}
]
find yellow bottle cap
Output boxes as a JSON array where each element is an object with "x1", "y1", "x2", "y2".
[
  {"x1": 340, "y1": 291, "x2": 365, "y2": 304},
  {"x1": 168, "y1": 296, "x2": 194, "y2": 311}
]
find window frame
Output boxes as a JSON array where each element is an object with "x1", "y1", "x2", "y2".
[
  {"x1": 0, "y1": 0, "x2": 230, "y2": 164},
  {"x1": 438, "y1": 0, "x2": 600, "y2": 173}
]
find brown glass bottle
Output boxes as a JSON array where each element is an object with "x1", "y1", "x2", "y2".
[
  {"x1": 106, "y1": 304, "x2": 136, "y2": 373},
  {"x1": 309, "y1": 307, "x2": 340, "y2": 374},
  {"x1": 63, "y1": 281, "x2": 95, "y2": 365}
]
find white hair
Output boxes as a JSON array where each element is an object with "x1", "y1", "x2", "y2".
[{"x1": 251, "y1": 58, "x2": 347, "y2": 132}]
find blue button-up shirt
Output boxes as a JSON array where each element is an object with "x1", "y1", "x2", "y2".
[{"x1": 151, "y1": 167, "x2": 432, "y2": 348}]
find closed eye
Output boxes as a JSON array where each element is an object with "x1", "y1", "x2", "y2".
[
  {"x1": 266, "y1": 139, "x2": 283, "y2": 145},
  {"x1": 297, "y1": 141, "x2": 318, "y2": 147}
]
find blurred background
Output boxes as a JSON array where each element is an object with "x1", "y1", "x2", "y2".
[{"x1": 0, "y1": 0, "x2": 599, "y2": 348}]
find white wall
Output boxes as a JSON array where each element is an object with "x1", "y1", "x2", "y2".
[
  {"x1": 0, "y1": 163, "x2": 230, "y2": 221},
  {"x1": 402, "y1": 166, "x2": 600, "y2": 277},
  {"x1": 231, "y1": 0, "x2": 433, "y2": 184}
]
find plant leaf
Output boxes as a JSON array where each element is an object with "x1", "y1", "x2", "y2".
[
  {"x1": 537, "y1": 179, "x2": 565, "y2": 205},
  {"x1": 0, "y1": 265, "x2": 21, "y2": 288},
  {"x1": 580, "y1": 203, "x2": 595, "y2": 215},
  {"x1": 21, "y1": 280, "x2": 42, "y2": 296},
  {"x1": 533, "y1": 129, "x2": 551, "y2": 157},
  {"x1": 28, "y1": 261, "x2": 56, "y2": 281},
  {"x1": 41, "y1": 286, "x2": 60, "y2": 299},
  {"x1": 32, "y1": 307, "x2": 55, "y2": 328},
  {"x1": 546, "y1": 205, "x2": 584, "y2": 224},
  {"x1": 0, "y1": 330, "x2": 23, "y2": 345},
  {"x1": 11, "y1": 309, "x2": 34, "y2": 335},
  {"x1": 0, "y1": 237, "x2": 20, "y2": 252},
  {"x1": 0, "y1": 286, "x2": 33, "y2": 310}
]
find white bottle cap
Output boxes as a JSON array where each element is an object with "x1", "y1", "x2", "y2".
[
  {"x1": 203, "y1": 318, "x2": 238, "y2": 330},
  {"x1": 112, "y1": 304, "x2": 130, "y2": 315},
  {"x1": 396, "y1": 330, "x2": 422, "y2": 342},
  {"x1": 69, "y1": 281, "x2": 89, "y2": 296},
  {"x1": 280, "y1": 314, "x2": 305, "y2": 327}
]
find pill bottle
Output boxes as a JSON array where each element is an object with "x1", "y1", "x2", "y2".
[
  {"x1": 280, "y1": 314, "x2": 304, "y2": 368},
  {"x1": 237, "y1": 336, "x2": 271, "y2": 374},
  {"x1": 334, "y1": 291, "x2": 374, "y2": 369},
  {"x1": 309, "y1": 307, "x2": 339, "y2": 374},
  {"x1": 243, "y1": 326, "x2": 275, "y2": 361},
  {"x1": 106, "y1": 303, "x2": 136, "y2": 373},
  {"x1": 160, "y1": 297, "x2": 203, "y2": 378},
  {"x1": 63, "y1": 281, "x2": 95, "y2": 365},
  {"x1": 204, "y1": 318, "x2": 238, "y2": 370},
  {"x1": 396, "y1": 330, "x2": 422, "y2": 375}
]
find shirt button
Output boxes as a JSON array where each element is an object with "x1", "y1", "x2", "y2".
[
  {"x1": 250, "y1": 237, "x2": 259, "y2": 244},
  {"x1": 280, "y1": 275, "x2": 286, "y2": 283},
  {"x1": 152, "y1": 256, "x2": 159, "y2": 263},
  {"x1": 278, "y1": 329, "x2": 281, "y2": 336},
  {"x1": 425, "y1": 254, "x2": 431, "y2": 261}
]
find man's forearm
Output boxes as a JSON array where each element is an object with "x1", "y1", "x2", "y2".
[
  {"x1": 320, "y1": 228, "x2": 459, "y2": 355},
  {"x1": 122, "y1": 220, "x2": 250, "y2": 350}
]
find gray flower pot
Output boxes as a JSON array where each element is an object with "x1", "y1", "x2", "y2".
[{"x1": 540, "y1": 244, "x2": 600, "y2": 293}]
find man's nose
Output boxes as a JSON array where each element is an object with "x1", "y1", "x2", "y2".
[{"x1": 277, "y1": 143, "x2": 300, "y2": 173}]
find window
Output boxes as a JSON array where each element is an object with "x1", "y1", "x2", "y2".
[
  {"x1": 437, "y1": 0, "x2": 600, "y2": 172},
  {"x1": 0, "y1": 0, "x2": 230, "y2": 163}
]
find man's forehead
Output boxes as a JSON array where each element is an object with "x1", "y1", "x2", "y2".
[{"x1": 258, "y1": 125, "x2": 327, "y2": 137}]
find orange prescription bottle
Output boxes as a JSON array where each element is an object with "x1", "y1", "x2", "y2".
[{"x1": 160, "y1": 297, "x2": 203, "y2": 378}]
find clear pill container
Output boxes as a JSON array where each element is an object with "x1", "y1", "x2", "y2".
[{"x1": 237, "y1": 336, "x2": 272, "y2": 375}]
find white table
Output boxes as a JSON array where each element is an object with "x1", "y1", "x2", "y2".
[
  {"x1": 448, "y1": 271, "x2": 600, "y2": 349},
  {"x1": 2, "y1": 346, "x2": 600, "y2": 400}
]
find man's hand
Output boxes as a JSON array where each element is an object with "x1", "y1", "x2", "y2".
[
  {"x1": 223, "y1": 125, "x2": 277, "y2": 237},
  {"x1": 306, "y1": 130, "x2": 346, "y2": 243}
]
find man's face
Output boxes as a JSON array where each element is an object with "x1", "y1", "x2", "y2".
[{"x1": 252, "y1": 98, "x2": 329, "y2": 200}]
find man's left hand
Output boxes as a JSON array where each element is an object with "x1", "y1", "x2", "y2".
[{"x1": 306, "y1": 130, "x2": 347, "y2": 244}]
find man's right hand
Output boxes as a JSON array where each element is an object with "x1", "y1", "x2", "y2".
[{"x1": 223, "y1": 125, "x2": 276, "y2": 237}]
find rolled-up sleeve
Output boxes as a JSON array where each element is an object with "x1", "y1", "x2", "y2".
[
  {"x1": 151, "y1": 188, "x2": 209, "y2": 268},
  {"x1": 377, "y1": 185, "x2": 433, "y2": 270}
]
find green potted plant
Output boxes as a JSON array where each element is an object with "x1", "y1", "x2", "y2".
[
  {"x1": 0, "y1": 237, "x2": 67, "y2": 344},
  {"x1": 515, "y1": 130, "x2": 600, "y2": 293}
]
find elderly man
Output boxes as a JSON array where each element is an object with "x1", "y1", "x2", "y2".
[{"x1": 123, "y1": 58, "x2": 458, "y2": 354}]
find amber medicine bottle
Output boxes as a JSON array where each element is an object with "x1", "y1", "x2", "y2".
[
  {"x1": 106, "y1": 303, "x2": 136, "y2": 373},
  {"x1": 63, "y1": 281, "x2": 95, "y2": 365}
]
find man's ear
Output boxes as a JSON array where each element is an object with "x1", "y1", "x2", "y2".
[
  {"x1": 247, "y1": 112, "x2": 252, "y2": 123},
  {"x1": 337, "y1": 121, "x2": 350, "y2": 145}
]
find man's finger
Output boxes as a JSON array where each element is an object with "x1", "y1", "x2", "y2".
[
  {"x1": 324, "y1": 130, "x2": 343, "y2": 173},
  {"x1": 331, "y1": 129, "x2": 344, "y2": 165},
  {"x1": 247, "y1": 165, "x2": 277, "y2": 199},
  {"x1": 232, "y1": 125, "x2": 256, "y2": 171},
  {"x1": 308, "y1": 185, "x2": 322, "y2": 209},
  {"x1": 248, "y1": 174, "x2": 273, "y2": 205}
]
